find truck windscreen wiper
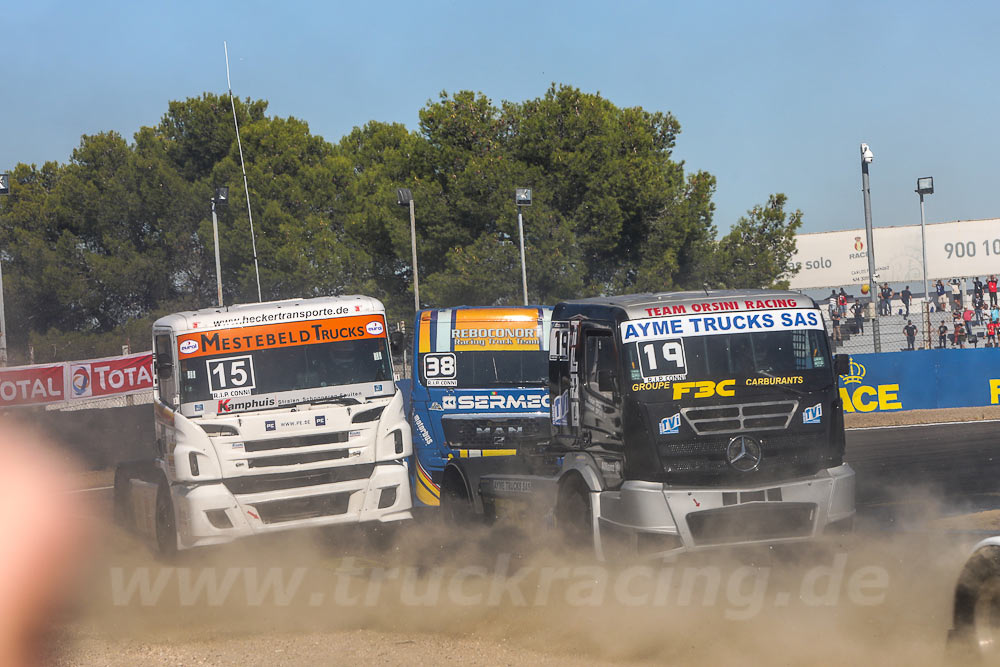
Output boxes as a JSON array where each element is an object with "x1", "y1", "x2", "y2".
[{"x1": 296, "y1": 396, "x2": 362, "y2": 407}]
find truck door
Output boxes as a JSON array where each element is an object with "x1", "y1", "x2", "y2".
[
  {"x1": 581, "y1": 328, "x2": 623, "y2": 449},
  {"x1": 154, "y1": 332, "x2": 178, "y2": 407}
]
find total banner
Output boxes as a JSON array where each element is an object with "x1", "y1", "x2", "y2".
[
  {"x1": 68, "y1": 353, "x2": 153, "y2": 401},
  {"x1": 0, "y1": 352, "x2": 154, "y2": 409},
  {"x1": 838, "y1": 349, "x2": 1000, "y2": 413}
]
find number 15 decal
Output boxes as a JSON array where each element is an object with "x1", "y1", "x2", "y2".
[{"x1": 207, "y1": 355, "x2": 257, "y2": 392}]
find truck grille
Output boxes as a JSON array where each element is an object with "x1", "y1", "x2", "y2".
[
  {"x1": 252, "y1": 492, "x2": 352, "y2": 524},
  {"x1": 223, "y1": 464, "x2": 376, "y2": 495},
  {"x1": 657, "y1": 432, "x2": 827, "y2": 484},
  {"x1": 687, "y1": 503, "x2": 816, "y2": 546},
  {"x1": 247, "y1": 449, "x2": 350, "y2": 468},
  {"x1": 681, "y1": 401, "x2": 798, "y2": 435},
  {"x1": 243, "y1": 432, "x2": 349, "y2": 453},
  {"x1": 441, "y1": 417, "x2": 550, "y2": 450}
]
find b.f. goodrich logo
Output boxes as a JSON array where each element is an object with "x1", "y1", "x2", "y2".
[{"x1": 218, "y1": 396, "x2": 276, "y2": 413}]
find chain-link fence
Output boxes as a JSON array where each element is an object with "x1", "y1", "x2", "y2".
[{"x1": 808, "y1": 278, "x2": 996, "y2": 355}]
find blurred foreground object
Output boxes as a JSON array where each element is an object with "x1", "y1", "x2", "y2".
[{"x1": 0, "y1": 423, "x2": 92, "y2": 666}]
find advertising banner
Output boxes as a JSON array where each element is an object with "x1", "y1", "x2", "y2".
[
  {"x1": 68, "y1": 353, "x2": 153, "y2": 401},
  {"x1": 418, "y1": 307, "x2": 550, "y2": 353},
  {"x1": 789, "y1": 218, "x2": 1000, "y2": 289},
  {"x1": 838, "y1": 349, "x2": 1000, "y2": 413},
  {"x1": 0, "y1": 364, "x2": 67, "y2": 407}
]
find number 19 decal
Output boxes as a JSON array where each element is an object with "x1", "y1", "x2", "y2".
[{"x1": 207, "y1": 355, "x2": 257, "y2": 394}]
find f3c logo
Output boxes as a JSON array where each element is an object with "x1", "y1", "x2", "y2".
[{"x1": 672, "y1": 379, "x2": 735, "y2": 400}]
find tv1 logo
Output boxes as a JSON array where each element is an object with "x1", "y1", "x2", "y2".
[{"x1": 637, "y1": 339, "x2": 687, "y2": 379}]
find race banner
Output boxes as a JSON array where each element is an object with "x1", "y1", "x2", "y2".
[
  {"x1": 68, "y1": 353, "x2": 153, "y2": 401},
  {"x1": 0, "y1": 363, "x2": 67, "y2": 407}
]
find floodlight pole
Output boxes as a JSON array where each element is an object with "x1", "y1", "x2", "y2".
[
  {"x1": 0, "y1": 173, "x2": 8, "y2": 366},
  {"x1": 408, "y1": 198, "x2": 419, "y2": 312},
  {"x1": 860, "y1": 144, "x2": 880, "y2": 353}
]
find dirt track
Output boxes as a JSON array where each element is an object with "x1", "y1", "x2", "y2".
[{"x1": 44, "y1": 405, "x2": 1000, "y2": 665}]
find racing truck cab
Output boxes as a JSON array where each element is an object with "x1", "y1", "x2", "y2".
[
  {"x1": 114, "y1": 296, "x2": 412, "y2": 552},
  {"x1": 441, "y1": 290, "x2": 855, "y2": 557}
]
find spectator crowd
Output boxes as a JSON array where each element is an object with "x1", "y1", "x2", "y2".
[{"x1": 826, "y1": 276, "x2": 1000, "y2": 351}]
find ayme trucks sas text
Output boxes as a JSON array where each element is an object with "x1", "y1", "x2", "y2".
[
  {"x1": 407, "y1": 306, "x2": 553, "y2": 506},
  {"x1": 440, "y1": 290, "x2": 855, "y2": 557},
  {"x1": 115, "y1": 296, "x2": 412, "y2": 553}
]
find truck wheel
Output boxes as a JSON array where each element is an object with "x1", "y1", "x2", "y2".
[
  {"x1": 440, "y1": 473, "x2": 475, "y2": 525},
  {"x1": 112, "y1": 466, "x2": 134, "y2": 529},
  {"x1": 155, "y1": 480, "x2": 178, "y2": 556},
  {"x1": 951, "y1": 545, "x2": 1000, "y2": 660},
  {"x1": 556, "y1": 477, "x2": 592, "y2": 550}
]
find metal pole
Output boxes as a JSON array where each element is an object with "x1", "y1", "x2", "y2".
[
  {"x1": 517, "y1": 209, "x2": 528, "y2": 305},
  {"x1": 409, "y1": 199, "x2": 420, "y2": 312},
  {"x1": 0, "y1": 252, "x2": 7, "y2": 366},
  {"x1": 919, "y1": 193, "x2": 930, "y2": 348},
  {"x1": 862, "y1": 158, "x2": 881, "y2": 353},
  {"x1": 212, "y1": 198, "x2": 224, "y2": 307}
]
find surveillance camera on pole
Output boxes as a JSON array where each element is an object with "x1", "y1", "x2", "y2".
[
  {"x1": 860, "y1": 143, "x2": 879, "y2": 352},
  {"x1": 515, "y1": 188, "x2": 532, "y2": 305}
]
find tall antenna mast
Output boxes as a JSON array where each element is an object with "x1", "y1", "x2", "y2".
[{"x1": 224, "y1": 41, "x2": 263, "y2": 302}]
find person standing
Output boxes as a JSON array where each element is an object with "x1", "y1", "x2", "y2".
[
  {"x1": 851, "y1": 300, "x2": 865, "y2": 334},
  {"x1": 828, "y1": 290, "x2": 838, "y2": 317},
  {"x1": 936, "y1": 280, "x2": 948, "y2": 312},
  {"x1": 838, "y1": 288, "x2": 848, "y2": 317},
  {"x1": 939, "y1": 320, "x2": 949, "y2": 348},
  {"x1": 904, "y1": 320, "x2": 917, "y2": 350},
  {"x1": 989, "y1": 275, "x2": 998, "y2": 308},
  {"x1": 975, "y1": 277, "x2": 984, "y2": 301},
  {"x1": 963, "y1": 308, "x2": 975, "y2": 339},
  {"x1": 988, "y1": 320, "x2": 998, "y2": 347},
  {"x1": 901, "y1": 286, "x2": 912, "y2": 318},
  {"x1": 831, "y1": 309, "x2": 842, "y2": 343},
  {"x1": 975, "y1": 293, "x2": 985, "y2": 326},
  {"x1": 954, "y1": 321, "x2": 966, "y2": 349}
]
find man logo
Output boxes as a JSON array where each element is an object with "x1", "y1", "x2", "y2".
[
  {"x1": 179, "y1": 339, "x2": 199, "y2": 355},
  {"x1": 366, "y1": 320, "x2": 384, "y2": 336},
  {"x1": 726, "y1": 436, "x2": 763, "y2": 472}
]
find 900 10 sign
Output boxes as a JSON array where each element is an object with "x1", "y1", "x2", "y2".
[{"x1": 944, "y1": 239, "x2": 1000, "y2": 259}]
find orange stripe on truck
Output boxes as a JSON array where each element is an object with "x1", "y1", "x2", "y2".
[
  {"x1": 452, "y1": 308, "x2": 543, "y2": 351},
  {"x1": 177, "y1": 315, "x2": 386, "y2": 359}
]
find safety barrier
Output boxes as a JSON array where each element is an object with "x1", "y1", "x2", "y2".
[{"x1": 839, "y1": 349, "x2": 1000, "y2": 413}]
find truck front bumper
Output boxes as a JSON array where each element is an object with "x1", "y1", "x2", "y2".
[
  {"x1": 170, "y1": 460, "x2": 412, "y2": 550},
  {"x1": 595, "y1": 463, "x2": 855, "y2": 558}
]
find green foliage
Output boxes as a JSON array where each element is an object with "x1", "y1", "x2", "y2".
[
  {"x1": 0, "y1": 87, "x2": 802, "y2": 362},
  {"x1": 714, "y1": 194, "x2": 803, "y2": 289}
]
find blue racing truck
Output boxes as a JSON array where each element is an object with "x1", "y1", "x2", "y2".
[{"x1": 407, "y1": 306, "x2": 553, "y2": 507}]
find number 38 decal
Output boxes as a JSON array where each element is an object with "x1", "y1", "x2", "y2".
[{"x1": 423, "y1": 353, "x2": 456, "y2": 379}]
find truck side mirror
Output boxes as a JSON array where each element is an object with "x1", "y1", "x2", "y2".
[
  {"x1": 389, "y1": 331, "x2": 405, "y2": 355},
  {"x1": 834, "y1": 353, "x2": 850, "y2": 376},
  {"x1": 156, "y1": 361, "x2": 173, "y2": 380},
  {"x1": 597, "y1": 369, "x2": 617, "y2": 394}
]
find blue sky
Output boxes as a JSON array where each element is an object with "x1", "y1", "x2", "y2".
[{"x1": 4, "y1": 0, "x2": 998, "y2": 235}]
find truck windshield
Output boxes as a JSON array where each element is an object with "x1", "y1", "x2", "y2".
[
  {"x1": 427, "y1": 349, "x2": 550, "y2": 388},
  {"x1": 179, "y1": 337, "x2": 393, "y2": 404},
  {"x1": 625, "y1": 328, "x2": 832, "y2": 393}
]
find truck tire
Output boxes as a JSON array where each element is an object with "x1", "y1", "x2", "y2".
[
  {"x1": 440, "y1": 471, "x2": 475, "y2": 525},
  {"x1": 950, "y1": 545, "x2": 1000, "y2": 661},
  {"x1": 556, "y1": 476, "x2": 592, "y2": 550},
  {"x1": 155, "y1": 480, "x2": 178, "y2": 557}
]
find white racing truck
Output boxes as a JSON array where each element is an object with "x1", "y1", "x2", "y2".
[
  {"x1": 440, "y1": 290, "x2": 856, "y2": 557},
  {"x1": 114, "y1": 296, "x2": 412, "y2": 553}
]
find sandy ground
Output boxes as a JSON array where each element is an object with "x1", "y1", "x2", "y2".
[{"x1": 47, "y1": 406, "x2": 1000, "y2": 665}]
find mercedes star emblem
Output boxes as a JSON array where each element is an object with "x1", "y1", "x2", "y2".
[{"x1": 726, "y1": 436, "x2": 763, "y2": 472}]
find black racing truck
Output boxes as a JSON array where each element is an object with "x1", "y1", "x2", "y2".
[{"x1": 439, "y1": 290, "x2": 855, "y2": 557}]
